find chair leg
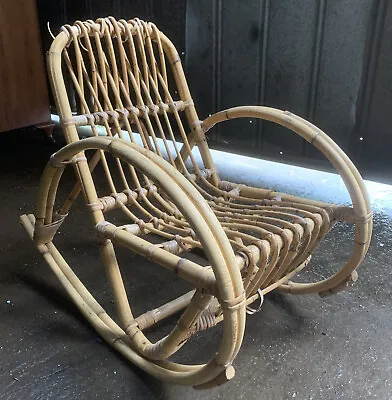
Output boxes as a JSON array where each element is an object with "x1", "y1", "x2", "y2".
[{"x1": 99, "y1": 238, "x2": 134, "y2": 328}]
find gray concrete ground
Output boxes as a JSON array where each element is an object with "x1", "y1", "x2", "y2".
[{"x1": 1, "y1": 129, "x2": 391, "y2": 399}]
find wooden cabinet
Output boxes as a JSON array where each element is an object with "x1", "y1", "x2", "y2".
[{"x1": 0, "y1": 0, "x2": 52, "y2": 133}]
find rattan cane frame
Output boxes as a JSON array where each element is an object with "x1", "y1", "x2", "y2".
[{"x1": 20, "y1": 17, "x2": 372, "y2": 388}]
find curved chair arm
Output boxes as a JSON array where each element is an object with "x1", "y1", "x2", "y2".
[
  {"x1": 30, "y1": 136, "x2": 246, "y2": 386},
  {"x1": 201, "y1": 106, "x2": 372, "y2": 296}
]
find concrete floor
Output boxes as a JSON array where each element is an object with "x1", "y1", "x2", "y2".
[{"x1": 1, "y1": 129, "x2": 392, "y2": 399}]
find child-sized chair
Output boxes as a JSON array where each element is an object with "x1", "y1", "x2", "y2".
[{"x1": 20, "y1": 17, "x2": 372, "y2": 388}]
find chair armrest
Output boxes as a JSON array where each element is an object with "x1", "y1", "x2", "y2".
[{"x1": 202, "y1": 106, "x2": 372, "y2": 295}]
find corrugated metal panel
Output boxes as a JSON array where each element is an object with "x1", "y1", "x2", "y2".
[
  {"x1": 355, "y1": 0, "x2": 390, "y2": 179},
  {"x1": 186, "y1": 0, "x2": 392, "y2": 181},
  {"x1": 185, "y1": 1, "x2": 216, "y2": 121},
  {"x1": 35, "y1": 0, "x2": 392, "y2": 180},
  {"x1": 36, "y1": 0, "x2": 186, "y2": 57},
  {"x1": 309, "y1": 0, "x2": 373, "y2": 159},
  {"x1": 264, "y1": 0, "x2": 317, "y2": 157}
]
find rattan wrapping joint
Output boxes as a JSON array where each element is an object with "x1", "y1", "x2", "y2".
[
  {"x1": 33, "y1": 214, "x2": 67, "y2": 244},
  {"x1": 195, "y1": 306, "x2": 217, "y2": 331},
  {"x1": 122, "y1": 224, "x2": 142, "y2": 236},
  {"x1": 161, "y1": 239, "x2": 181, "y2": 255},
  {"x1": 49, "y1": 154, "x2": 87, "y2": 168},
  {"x1": 174, "y1": 235, "x2": 191, "y2": 252},
  {"x1": 333, "y1": 207, "x2": 373, "y2": 224},
  {"x1": 219, "y1": 291, "x2": 247, "y2": 312}
]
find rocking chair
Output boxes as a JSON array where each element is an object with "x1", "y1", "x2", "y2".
[{"x1": 20, "y1": 17, "x2": 372, "y2": 388}]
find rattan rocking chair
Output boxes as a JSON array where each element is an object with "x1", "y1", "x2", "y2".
[{"x1": 20, "y1": 17, "x2": 372, "y2": 388}]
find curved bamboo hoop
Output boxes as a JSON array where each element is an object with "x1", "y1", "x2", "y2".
[
  {"x1": 202, "y1": 106, "x2": 372, "y2": 295},
  {"x1": 27, "y1": 136, "x2": 246, "y2": 386}
]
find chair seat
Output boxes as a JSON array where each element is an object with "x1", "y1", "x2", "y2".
[
  {"x1": 94, "y1": 178, "x2": 333, "y2": 298},
  {"x1": 19, "y1": 17, "x2": 372, "y2": 387},
  {"x1": 208, "y1": 188, "x2": 332, "y2": 295}
]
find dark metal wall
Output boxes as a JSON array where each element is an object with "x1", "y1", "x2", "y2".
[
  {"x1": 35, "y1": 0, "x2": 391, "y2": 181},
  {"x1": 36, "y1": 0, "x2": 186, "y2": 62},
  {"x1": 186, "y1": 0, "x2": 391, "y2": 181}
]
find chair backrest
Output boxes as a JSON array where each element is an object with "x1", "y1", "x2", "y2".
[{"x1": 48, "y1": 17, "x2": 217, "y2": 180}]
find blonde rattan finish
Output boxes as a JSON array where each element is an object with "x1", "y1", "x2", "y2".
[{"x1": 20, "y1": 17, "x2": 372, "y2": 388}]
